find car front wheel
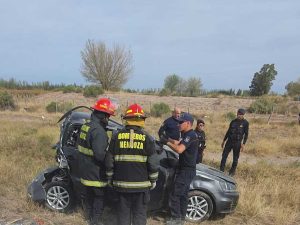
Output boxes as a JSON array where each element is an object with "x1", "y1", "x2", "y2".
[
  {"x1": 186, "y1": 190, "x2": 213, "y2": 223},
  {"x1": 44, "y1": 181, "x2": 74, "y2": 212}
]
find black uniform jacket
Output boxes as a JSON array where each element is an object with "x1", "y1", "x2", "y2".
[
  {"x1": 77, "y1": 114, "x2": 108, "y2": 187},
  {"x1": 158, "y1": 116, "x2": 180, "y2": 140},
  {"x1": 105, "y1": 125, "x2": 158, "y2": 193},
  {"x1": 178, "y1": 129, "x2": 199, "y2": 170},
  {"x1": 223, "y1": 118, "x2": 249, "y2": 144}
]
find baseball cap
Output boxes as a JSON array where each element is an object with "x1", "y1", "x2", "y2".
[
  {"x1": 237, "y1": 108, "x2": 246, "y2": 115},
  {"x1": 177, "y1": 112, "x2": 194, "y2": 124}
]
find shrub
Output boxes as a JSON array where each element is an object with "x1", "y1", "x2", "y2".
[
  {"x1": 83, "y1": 85, "x2": 104, "y2": 97},
  {"x1": 62, "y1": 85, "x2": 82, "y2": 93},
  {"x1": 46, "y1": 101, "x2": 74, "y2": 113},
  {"x1": 249, "y1": 96, "x2": 287, "y2": 114},
  {"x1": 0, "y1": 91, "x2": 16, "y2": 110},
  {"x1": 150, "y1": 102, "x2": 171, "y2": 117},
  {"x1": 224, "y1": 111, "x2": 236, "y2": 121},
  {"x1": 158, "y1": 88, "x2": 170, "y2": 97}
]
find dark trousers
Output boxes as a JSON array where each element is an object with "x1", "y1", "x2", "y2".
[
  {"x1": 169, "y1": 169, "x2": 196, "y2": 219},
  {"x1": 117, "y1": 191, "x2": 150, "y2": 225},
  {"x1": 220, "y1": 141, "x2": 241, "y2": 174},
  {"x1": 196, "y1": 149, "x2": 204, "y2": 164},
  {"x1": 82, "y1": 186, "x2": 104, "y2": 222}
]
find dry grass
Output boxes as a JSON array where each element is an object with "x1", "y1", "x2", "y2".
[{"x1": 0, "y1": 92, "x2": 299, "y2": 224}]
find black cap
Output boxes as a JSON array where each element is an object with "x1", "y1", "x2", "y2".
[
  {"x1": 197, "y1": 119, "x2": 205, "y2": 125},
  {"x1": 237, "y1": 108, "x2": 246, "y2": 115}
]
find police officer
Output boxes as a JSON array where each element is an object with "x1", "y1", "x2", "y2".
[
  {"x1": 77, "y1": 98, "x2": 116, "y2": 225},
  {"x1": 158, "y1": 107, "x2": 181, "y2": 141},
  {"x1": 220, "y1": 108, "x2": 249, "y2": 176},
  {"x1": 194, "y1": 119, "x2": 206, "y2": 163},
  {"x1": 105, "y1": 104, "x2": 158, "y2": 225},
  {"x1": 160, "y1": 112, "x2": 198, "y2": 225}
]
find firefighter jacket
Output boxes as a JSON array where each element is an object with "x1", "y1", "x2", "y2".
[
  {"x1": 77, "y1": 113, "x2": 108, "y2": 188},
  {"x1": 223, "y1": 118, "x2": 249, "y2": 144},
  {"x1": 105, "y1": 125, "x2": 159, "y2": 193}
]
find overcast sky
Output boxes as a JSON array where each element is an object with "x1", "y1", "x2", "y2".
[{"x1": 0, "y1": 0, "x2": 299, "y2": 93}]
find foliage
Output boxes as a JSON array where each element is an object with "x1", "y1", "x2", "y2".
[
  {"x1": 249, "y1": 64, "x2": 278, "y2": 96},
  {"x1": 249, "y1": 96, "x2": 282, "y2": 114},
  {"x1": 46, "y1": 101, "x2": 74, "y2": 113},
  {"x1": 81, "y1": 40, "x2": 133, "y2": 91},
  {"x1": 62, "y1": 85, "x2": 82, "y2": 93},
  {"x1": 185, "y1": 77, "x2": 203, "y2": 97},
  {"x1": 83, "y1": 85, "x2": 104, "y2": 97},
  {"x1": 159, "y1": 88, "x2": 170, "y2": 96},
  {"x1": 0, "y1": 91, "x2": 16, "y2": 110},
  {"x1": 164, "y1": 74, "x2": 180, "y2": 93},
  {"x1": 285, "y1": 78, "x2": 300, "y2": 96},
  {"x1": 150, "y1": 102, "x2": 171, "y2": 117},
  {"x1": 224, "y1": 111, "x2": 236, "y2": 121}
]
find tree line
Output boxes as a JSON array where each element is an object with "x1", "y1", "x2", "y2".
[{"x1": 1, "y1": 40, "x2": 299, "y2": 97}]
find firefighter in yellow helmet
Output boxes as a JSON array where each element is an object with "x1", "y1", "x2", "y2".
[
  {"x1": 105, "y1": 103, "x2": 159, "y2": 225},
  {"x1": 77, "y1": 98, "x2": 116, "y2": 225}
]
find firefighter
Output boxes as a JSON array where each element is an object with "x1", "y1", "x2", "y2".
[
  {"x1": 220, "y1": 108, "x2": 249, "y2": 176},
  {"x1": 194, "y1": 119, "x2": 206, "y2": 163},
  {"x1": 77, "y1": 98, "x2": 116, "y2": 225},
  {"x1": 160, "y1": 112, "x2": 198, "y2": 225},
  {"x1": 158, "y1": 107, "x2": 181, "y2": 141},
  {"x1": 105, "y1": 103, "x2": 159, "y2": 225}
]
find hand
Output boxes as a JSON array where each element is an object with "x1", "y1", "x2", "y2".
[
  {"x1": 240, "y1": 144, "x2": 245, "y2": 152},
  {"x1": 159, "y1": 135, "x2": 169, "y2": 145},
  {"x1": 150, "y1": 182, "x2": 156, "y2": 190},
  {"x1": 107, "y1": 178, "x2": 113, "y2": 188},
  {"x1": 221, "y1": 141, "x2": 225, "y2": 148}
]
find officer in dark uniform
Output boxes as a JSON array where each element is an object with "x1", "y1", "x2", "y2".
[
  {"x1": 77, "y1": 98, "x2": 116, "y2": 225},
  {"x1": 220, "y1": 108, "x2": 249, "y2": 176},
  {"x1": 160, "y1": 112, "x2": 198, "y2": 225},
  {"x1": 194, "y1": 119, "x2": 206, "y2": 164},
  {"x1": 158, "y1": 107, "x2": 181, "y2": 140},
  {"x1": 105, "y1": 103, "x2": 158, "y2": 225}
]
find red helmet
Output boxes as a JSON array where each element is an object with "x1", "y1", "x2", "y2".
[
  {"x1": 123, "y1": 103, "x2": 147, "y2": 119},
  {"x1": 91, "y1": 98, "x2": 116, "y2": 116}
]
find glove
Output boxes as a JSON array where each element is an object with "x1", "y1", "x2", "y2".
[
  {"x1": 107, "y1": 178, "x2": 113, "y2": 188},
  {"x1": 150, "y1": 182, "x2": 156, "y2": 190},
  {"x1": 159, "y1": 135, "x2": 169, "y2": 145}
]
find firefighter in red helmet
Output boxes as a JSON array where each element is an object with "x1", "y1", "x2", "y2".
[
  {"x1": 105, "y1": 103, "x2": 158, "y2": 225},
  {"x1": 78, "y1": 98, "x2": 116, "y2": 225}
]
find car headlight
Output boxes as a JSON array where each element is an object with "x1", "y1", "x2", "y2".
[{"x1": 219, "y1": 180, "x2": 237, "y2": 192}]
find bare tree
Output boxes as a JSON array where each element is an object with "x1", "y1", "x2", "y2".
[{"x1": 81, "y1": 40, "x2": 133, "y2": 91}]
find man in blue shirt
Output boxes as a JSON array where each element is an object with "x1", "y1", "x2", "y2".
[
  {"x1": 160, "y1": 112, "x2": 198, "y2": 225},
  {"x1": 158, "y1": 107, "x2": 181, "y2": 141}
]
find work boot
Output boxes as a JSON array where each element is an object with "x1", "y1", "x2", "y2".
[{"x1": 228, "y1": 168, "x2": 236, "y2": 177}]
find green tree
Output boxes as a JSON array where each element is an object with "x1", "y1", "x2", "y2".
[
  {"x1": 81, "y1": 40, "x2": 133, "y2": 91},
  {"x1": 249, "y1": 64, "x2": 278, "y2": 96},
  {"x1": 185, "y1": 77, "x2": 202, "y2": 97},
  {"x1": 163, "y1": 74, "x2": 180, "y2": 93},
  {"x1": 285, "y1": 78, "x2": 300, "y2": 96}
]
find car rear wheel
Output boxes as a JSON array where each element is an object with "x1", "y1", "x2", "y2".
[
  {"x1": 186, "y1": 190, "x2": 213, "y2": 223},
  {"x1": 44, "y1": 181, "x2": 74, "y2": 212}
]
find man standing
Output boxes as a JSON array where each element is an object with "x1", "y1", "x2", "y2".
[
  {"x1": 105, "y1": 104, "x2": 158, "y2": 225},
  {"x1": 160, "y1": 112, "x2": 198, "y2": 225},
  {"x1": 220, "y1": 108, "x2": 249, "y2": 176},
  {"x1": 77, "y1": 98, "x2": 116, "y2": 225},
  {"x1": 194, "y1": 119, "x2": 206, "y2": 164},
  {"x1": 158, "y1": 107, "x2": 181, "y2": 141}
]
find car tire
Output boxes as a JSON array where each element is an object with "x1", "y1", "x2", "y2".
[
  {"x1": 44, "y1": 181, "x2": 74, "y2": 212},
  {"x1": 185, "y1": 190, "x2": 213, "y2": 223}
]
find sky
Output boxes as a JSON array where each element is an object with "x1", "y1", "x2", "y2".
[{"x1": 0, "y1": 0, "x2": 299, "y2": 93}]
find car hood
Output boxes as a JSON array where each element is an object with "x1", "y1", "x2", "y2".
[{"x1": 196, "y1": 163, "x2": 236, "y2": 184}]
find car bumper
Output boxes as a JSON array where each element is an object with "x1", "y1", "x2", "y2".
[{"x1": 214, "y1": 191, "x2": 239, "y2": 214}]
